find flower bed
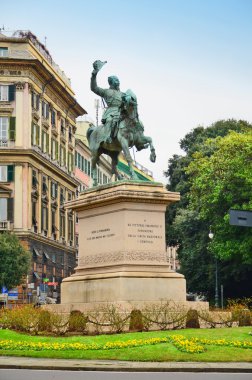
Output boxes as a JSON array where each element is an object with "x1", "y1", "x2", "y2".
[{"x1": 0, "y1": 334, "x2": 251, "y2": 354}]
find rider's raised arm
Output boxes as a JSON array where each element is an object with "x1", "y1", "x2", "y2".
[{"x1": 90, "y1": 71, "x2": 105, "y2": 97}]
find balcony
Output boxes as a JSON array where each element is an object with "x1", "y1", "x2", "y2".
[{"x1": 0, "y1": 220, "x2": 11, "y2": 230}]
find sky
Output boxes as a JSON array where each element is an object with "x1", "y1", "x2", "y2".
[{"x1": 1, "y1": 0, "x2": 252, "y2": 183}]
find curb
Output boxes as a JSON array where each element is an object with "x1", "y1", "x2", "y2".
[{"x1": 0, "y1": 357, "x2": 252, "y2": 372}]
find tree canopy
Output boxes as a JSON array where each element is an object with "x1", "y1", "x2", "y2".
[
  {"x1": 0, "y1": 232, "x2": 31, "y2": 290},
  {"x1": 165, "y1": 119, "x2": 252, "y2": 300}
]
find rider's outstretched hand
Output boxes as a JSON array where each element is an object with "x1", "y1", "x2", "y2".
[{"x1": 92, "y1": 60, "x2": 107, "y2": 75}]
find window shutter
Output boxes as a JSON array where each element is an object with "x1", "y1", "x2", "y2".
[
  {"x1": 75, "y1": 152, "x2": 77, "y2": 166},
  {"x1": 42, "y1": 101, "x2": 45, "y2": 117},
  {"x1": 36, "y1": 125, "x2": 40, "y2": 145},
  {"x1": 7, "y1": 165, "x2": 14, "y2": 182},
  {"x1": 71, "y1": 154, "x2": 74, "y2": 171},
  {"x1": 41, "y1": 131, "x2": 44, "y2": 151},
  {"x1": 31, "y1": 123, "x2": 34, "y2": 145},
  {"x1": 46, "y1": 207, "x2": 48, "y2": 230},
  {"x1": 31, "y1": 92, "x2": 34, "y2": 108},
  {"x1": 9, "y1": 117, "x2": 16, "y2": 140},
  {"x1": 51, "y1": 139, "x2": 53, "y2": 157},
  {"x1": 36, "y1": 94, "x2": 40, "y2": 110},
  {"x1": 56, "y1": 141, "x2": 59, "y2": 160},
  {"x1": 41, "y1": 205, "x2": 44, "y2": 230},
  {"x1": 7, "y1": 198, "x2": 14, "y2": 222},
  {"x1": 46, "y1": 133, "x2": 49, "y2": 153},
  {"x1": 46, "y1": 104, "x2": 49, "y2": 119},
  {"x1": 68, "y1": 152, "x2": 70, "y2": 171},
  {"x1": 8, "y1": 85, "x2": 15, "y2": 102}
]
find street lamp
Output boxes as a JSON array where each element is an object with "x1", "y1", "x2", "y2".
[{"x1": 208, "y1": 227, "x2": 219, "y2": 308}]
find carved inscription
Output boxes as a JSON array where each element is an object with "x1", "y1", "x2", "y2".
[
  {"x1": 127, "y1": 223, "x2": 163, "y2": 244},
  {"x1": 86, "y1": 228, "x2": 115, "y2": 241}
]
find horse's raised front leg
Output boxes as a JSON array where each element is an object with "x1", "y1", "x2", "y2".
[
  {"x1": 145, "y1": 136, "x2": 156, "y2": 163},
  {"x1": 149, "y1": 139, "x2": 156, "y2": 163},
  {"x1": 117, "y1": 131, "x2": 138, "y2": 180}
]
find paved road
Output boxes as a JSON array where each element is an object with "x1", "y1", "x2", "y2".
[{"x1": 0, "y1": 370, "x2": 251, "y2": 380}]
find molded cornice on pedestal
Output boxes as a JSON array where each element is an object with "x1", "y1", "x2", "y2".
[{"x1": 65, "y1": 181, "x2": 180, "y2": 211}]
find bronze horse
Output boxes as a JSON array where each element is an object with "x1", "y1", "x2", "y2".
[{"x1": 87, "y1": 90, "x2": 156, "y2": 186}]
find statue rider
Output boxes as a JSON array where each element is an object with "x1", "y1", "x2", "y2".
[{"x1": 90, "y1": 60, "x2": 125, "y2": 144}]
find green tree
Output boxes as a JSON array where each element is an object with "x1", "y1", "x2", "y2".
[
  {"x1": 0, "y1": 232, "x2": 31, "y2": 290},
  {"x1": 165, "y1": 120, "x2": 252, "y2": 299}
]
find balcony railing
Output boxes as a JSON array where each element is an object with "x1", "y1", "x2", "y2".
[
  {"x1": 0, "y1": 139, "x2": 15, "y2": 148},
  {"x1": 0, "y1": 221, "x2": 11, "y2": 230}
]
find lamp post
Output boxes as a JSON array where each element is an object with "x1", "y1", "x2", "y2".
[{"x1": 209, "y1": 227, "x2": 219, "y2": 308}]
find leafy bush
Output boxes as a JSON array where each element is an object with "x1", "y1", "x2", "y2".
[
  {"x1": 129, "y1": 309, "x2": 144, "y2": 332},
  {"x1": 186, "y1": 309, "x2": 200, "y2": 328},
  {"x1": 68, "y1": 310, "x2": 88, "y2": 334}
]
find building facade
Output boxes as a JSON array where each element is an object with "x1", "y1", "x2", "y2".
[
  {"x1": 0, "y1": 31, "x2": 86, "y2": 301},
  {"x1": 0, "y1": 31, "x2": 154, "y2": 304}
]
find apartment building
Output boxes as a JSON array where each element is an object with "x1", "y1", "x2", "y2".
[{"x1": 0, "y1": 31, "x2": 86, "y2": 300}]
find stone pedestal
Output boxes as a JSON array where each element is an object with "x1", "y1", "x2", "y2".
[{"x1": 61, "y1": 181, "x2": 186, "y2": 307}]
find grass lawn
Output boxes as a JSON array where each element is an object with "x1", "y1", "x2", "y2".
[{"x1": 0, "y1": 327, "x2": 251, "y2": 362}]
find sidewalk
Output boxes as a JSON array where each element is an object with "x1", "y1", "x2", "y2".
[{"x1": 0, "y1": 356, "x2": 251, "y2": 372}]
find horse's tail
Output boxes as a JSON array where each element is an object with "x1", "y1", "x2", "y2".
[{"x1": 87, "y1": 125, "x2": 95, "y2": 142}]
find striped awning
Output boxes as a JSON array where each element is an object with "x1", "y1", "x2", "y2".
[
  {"x1": 43, "y1": 251, "x2": 50, "y2": 260},
  {"x1": 33, "y1": 271, "x2": 40, "y2": 279}
]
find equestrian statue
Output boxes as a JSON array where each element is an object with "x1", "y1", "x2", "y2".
[{"x1": 87, "y1": 60, "x2": 156, "y2": 186}]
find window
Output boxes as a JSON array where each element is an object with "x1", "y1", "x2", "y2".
[
  {"x1": 51, "y1": 139, "x2": 58, "y2": 160},
  {"x1": 60, "y1": 212, "x2": 65, "y2": 238},
  {"x1": 68, "y1": 126, "x2": 72, "y2": 142},
  {"x1": 32, "y1": 200, "x2": 37, "y2": 226},
  {"x1": 0, "y1": 47, "x2": 8, "y2": 57},
  {"x1": 60, "y1": 119, "x2": 65, "y2": 135},
  {"x1": 0, "y1": 198, "x2": 7, "y2": 221},
  {"x1": 41, "y1": 101, "x2": 49, "y2": 119},
  {"x1": 51, "y1": 109, "x2": 56, "y2": 127},
  {"x1": 0, "y1": 85, "x2": 8, "y2": 101},
  {"x1": 41, "y1": 205, "x2": 48, "y2": 231},
  {"x1": 0, "y1": 165, "x2": 14, "y2": 182},
  {"x1": 51, "y1": 209, "x2": 57, "y2": 234},
  {"x1": 32, "y1": 170, "x2": 38, "y2": 188},
  {"x1": 31, "y1": 91, "x2": 40, "y2": 111},
  {"x1": 68, "y1": 215, "x2": 73, "y2": 242},
  {"x1": 68, "y1": 152, "x2": 74, "y2": 173},
  {"x1": 42, "y1": 130, "x2": 49, "y2": 153},
  {"x1": 0, "y1": 198, "x2": 13, "y2": 222},
  {"x1": 60, "y1": 188, "x2": 65, "y2": 205},
  {"x1": 0, "y1": 117, "x2": 8, "y2": 144},
  {"x1": 51, "y1": 182, "x2": 58, "y2": 199},
  {"x1": 0, "y1": 166, "x2": 7, "y2": 182},
  {"x1": 0, "y1": 85, "x2": 15, "y2": 102},
  {"x1": 60, "y1": 145, "x2": 66, "y2": 166},
  {"x1": 42, "y1": 176, "x2": 48, "y2": 193},
  {"x1": 31, "y1": 123, "x2": 40, "y2": 146}
]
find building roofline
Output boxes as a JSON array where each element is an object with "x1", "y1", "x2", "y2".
[{"x1": 0, "y1": 57, "x2": 86, "y2": 117}]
